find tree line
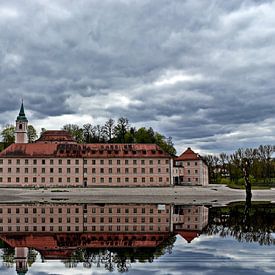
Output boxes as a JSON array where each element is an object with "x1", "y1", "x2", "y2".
[
  {"x1": 0, "y1": 117, "x2": 176, "y2": 155},
  {"x1": 203, "y1": 145, "x2": 275, "y2": 186}
]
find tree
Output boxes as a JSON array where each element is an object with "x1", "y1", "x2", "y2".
[
  {"x1": 114, "y1": 117, "x2": 129, "y2": 143},
  {"x1": 103, "y1": 119, "x2": 115, "y2": 143},
  {"x1": 1, "y1": 125, "x2": 15, "y2": 147},
  {"x1": 62, "y1": 124, "x2": 84, "y2": 143},
  {"x1": 27, "y1": 125, "x2": 37, "y2": 143}
]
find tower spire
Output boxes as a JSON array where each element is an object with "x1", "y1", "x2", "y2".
[{"x1": 17, "y1": 100, "x2": 28, "y2": 122}]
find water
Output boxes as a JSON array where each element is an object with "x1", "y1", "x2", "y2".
[{"x1": 0, "y1": 202, "x2": 274, "y2": 274}]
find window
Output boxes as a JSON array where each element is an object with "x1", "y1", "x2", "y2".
[
  {"x1": 150, "y1": 168, "x2": 153, "y2": 174},
  {"x1": 0, "y1": 168, "x2": 2, "y2": 173},
  {"x1": 58, "y1": 168, "x2": 62, "y2": 173},
  {"x1": 158, "y1": 160, "x2": 161, "y2": 165},
  {"x1": 195, "y1": 162, "x2": 198, "y2": 166},
  {"x1": 24, "y1": 177, "x2": 28, "y2": 183},
  {"x1": 75, "y1": 159, "x2": 79, "y2": 165},
  {"x1": 159, "y1": 177, "x2": 162, "y2": 182},
  {"x1": 42, "y1": 159, "x2": 45, "y2": 165},
  {"x1": 8, "y1": 177, "x2": 11, "y2": 182},
  {"x1": 8, "y1": 168, "x2": 11, "y2": 173},
  {"x1": 25, "y1": 159, "x2": 28, "y2": 165},
  {"x1": 109, "y1": 177, "x2": 112, "y2": 183},
  {"x1": 92, "y1": 160, "x2": 96, "y2": 165},
  {"x1": 150, "y1": 177, "x2": 153, "y2": 182},
  {"x1": 100, "y1": 168, "x2": 104, "y2": 173},
  {"x1": 134, "y1": 178, "x2": 137, "y2": 182},
  {"x1": 16, "y1": 159, "x2": 20, "y2": 164},
  {"x1": 125, "y1": 177, "x2": 129, "y2": 182},
  {"x1": 50, "y1": 177, "x2": 53, "y2": 183},
  {"x1": 125, "y1": 168, "x2": 129, "y2": 174},
  {"x1": 75, "y1": 168, "x2": 79, "y2": 174},
  {"x1": 0, "y1": 159, "x2": 3, "y2": 164},
  {"x1": 67, "y1": 159, "x2": 71, "y2": 165},
  {"x1": 133, "y1": 159, "x2": 137, "y2": 165},
  {"x1": 196, "y1": 178, "x2": 198, "y2": 182},
  {"x1": 100, "y1": 178, "x2": 104, "y2": 183},
  {"x1": 41, "y1": 177, "x2": 45, "y2": 183},
  {"x1": 33, "y1": 159, "x2": 37, "y2": 165},
  {"x1": 100, "y1": 159, "x2": 104, "y2": 165},
  {"x1": 67, "y1": 168, "x2": 71, "y2": 173},
  {"x1": 41, "y1": 168, "x2": 45, "y2": 173},
  {"x1": 188, "y1": 170, "x2": 190, "y2": 174},
  {"x1": 109, "y1": 168, "x2": 112, "y2": 173},
  {"x1": 92, "y1": 177, "x2": 96, "y2": 183},
  {"x1": 84, "y1": 159, "x2": 87, "y2": 165},
  {"x1": 16, "y1": 168, "x2": 20, "y2": 173},
  {"x1": 109, "y1": 159, "x2": 112, "y2": 165},
  {"x1": 141, "y1": 168, "x2": 145, "y2": 174},
  {"x1": 67, "y1": 177, "x2": 70, "y2": 183},
  {"x1": 84, "y1": 168, "x2": 87, "y2": 173},
  {"x1": 50, "y1": 159, "x2": 54, "y2": 165},
  {"x1": 133, "y1": 168, "x2": 137, "y2": 174},
  {"x1": 117, "y1": 177, "x2": 121, "y2": 183},
  {"x1": 141, "y1": 160, "x2": 145, "y2": 165},
  {"x1": 75, "y1": 178, "x2": 79, "y2": 183},
  {"x1": 149, "y1": 160, "x2": 153, "y2": 165},
  {"x1": 117, "y1": 159, "x2": 121, "y2": 165},
  {"x1": 0, "y1": 177, "x2": 2, "y2": 183},
  {"x1": 142, "y1": 177, "x2": 145, "y2": 182},
  {"x1": 33, "y1": 168, "x2": 37, "y2": 173},
  {"x1": 158, "y1": 168, "x2": 161, "y2": 173},
  {"x1": 125, "y1": 160, "x2": 129, "y2": 165},
  {"x1": 8, "y1": 159, "x2": 12, "y2": 164},
  {"x1": 59, "y1": 159, "x2": 62, "y2": 165},
  {"x1": 50, "y1": 168, "x2": 54, "y2": 173},
  {"x1": 195, "y1": 169, "x2": 198, "y2": 174},
  {"x1": 25, "y1": 168, "x2": 28, "y2": 173},
  {"x1": 188, "y1": 178, "x2": 191, "y2": 182},
  {"x1": 16, "y1": 177, "x2": 20, "y2": 183}
]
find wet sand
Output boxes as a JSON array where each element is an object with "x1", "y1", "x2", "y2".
[{"x1": 0, "y1": 185, "x2": 274, "y2": 205}]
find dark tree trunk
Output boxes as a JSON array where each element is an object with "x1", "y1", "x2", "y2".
[{"x1": 242, "y1": 160, "x2": 252, "y2": 201}]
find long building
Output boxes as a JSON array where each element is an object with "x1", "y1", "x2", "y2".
[{"x1": 0, "y1": 103, "x2": 208, "y2": 187}]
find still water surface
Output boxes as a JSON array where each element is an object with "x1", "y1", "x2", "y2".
[{"x1": 0, "y1": 202, "x2": 274, "y2": 274}]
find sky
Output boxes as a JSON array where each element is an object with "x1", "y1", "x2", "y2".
[{"x1": 0, "y1": 0, "x2": 275, "y2": 155}]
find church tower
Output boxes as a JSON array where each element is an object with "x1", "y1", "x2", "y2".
[{"x1": 15, "y1": 101, "x2": 28, "y2": 144}]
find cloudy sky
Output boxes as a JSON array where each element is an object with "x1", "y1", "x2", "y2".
[{"x1": 0, "y1": 0, "x2": 275, "y2": 154}]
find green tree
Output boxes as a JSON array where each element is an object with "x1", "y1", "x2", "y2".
[
  {"x1": 1, "y1": 124, "x2": 15, "y2": 147},
  {"x1": 62, "y1": 124, "x2": 84, "y2": 143},
  {"x1": 27, "y1": 125, "x2": 38, "y2": 143},
  {"x1": 114, "y1": 117, "x2": 129, "y2": 143}
]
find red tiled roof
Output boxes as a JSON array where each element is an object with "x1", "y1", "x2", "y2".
[
  {"x1": 35, "y1": 130, "x2": 76, "y2": 143},
  {"x1": 0, "y1": 143, "x2": 171, "y2": 158},
  {"x1": 176, "y1": 147, "x2": 201, "y2": 161},
  {"x1": 176, "y1": 230, "x2": 200, "y2": 243}
]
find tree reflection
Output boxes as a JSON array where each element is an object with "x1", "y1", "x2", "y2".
[
  {"x1": 205, "y1": 202, "x2": 275, "y2": 245},
  {"x1": 62, "y1": 235, "x2": 176, "y2": 272}
]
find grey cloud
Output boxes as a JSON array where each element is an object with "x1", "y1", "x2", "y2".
[{"x1": 1, "y1": 0, "x2": 275, "y2": 153}]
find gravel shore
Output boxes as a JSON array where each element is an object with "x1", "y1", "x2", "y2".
[{"x1": 0, "y1": 185, "x2": 274, "y2": 205}]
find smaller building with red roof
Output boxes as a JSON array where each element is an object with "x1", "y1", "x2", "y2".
[{"x1": 173, "y1": 147, "x2": 209, "y2": 186}]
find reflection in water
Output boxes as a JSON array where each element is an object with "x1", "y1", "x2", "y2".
[
  {"x1": 0, "y1": 202, "x2": 274, "y2": 274},
  {"x1": 0, "y1": 203, "x2": 208, "y2": 274},
  {"x1": 205, "y1": 202, "x2": 275, "y2": 245}
]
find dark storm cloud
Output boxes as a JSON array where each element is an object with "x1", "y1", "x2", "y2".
[{"x1": 1, "y1": 0, "x2": 275, "y2": 153}]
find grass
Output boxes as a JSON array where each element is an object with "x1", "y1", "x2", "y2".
[{"x1": 227, "y1": 181, "x2": 272, "y2": 190}]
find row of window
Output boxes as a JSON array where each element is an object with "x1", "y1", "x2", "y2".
[
  {"x1": 0, "y1": 216, "x2": 169, "y2": 224},
  {"x1": 0, "y1": 176, "x2": 170, "y2": 184},
  {"x1": 0, "y1": 225, "x2": 168, "y2": 232},
  {"x1": 0, "y1": 207, "x2": 168, "y2": 214},
  {"x1": 0, "y1": 167, "x2": 169, "y2": 174},
  {"x1": 0, "y1": 158, "x2": 169, "y2": 166}
]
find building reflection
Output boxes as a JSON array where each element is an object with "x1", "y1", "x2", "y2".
[{"x1": 0, "y1": 203, "x2": 209, "y2": 273}]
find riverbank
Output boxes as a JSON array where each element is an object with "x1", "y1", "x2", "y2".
[{"x1": 0, "y1": 185, "x2": 274, "y2": 205}]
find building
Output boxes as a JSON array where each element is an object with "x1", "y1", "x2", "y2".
[
  {"x1": 0, "y1": 103, "x2": 208, "y2": 187},
  {"x1": 0, "y1": 103, "x2": 173, "y2": 187},
  {"x1": 173, "y1": 147, "x2": 209, "y2": 186}
]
